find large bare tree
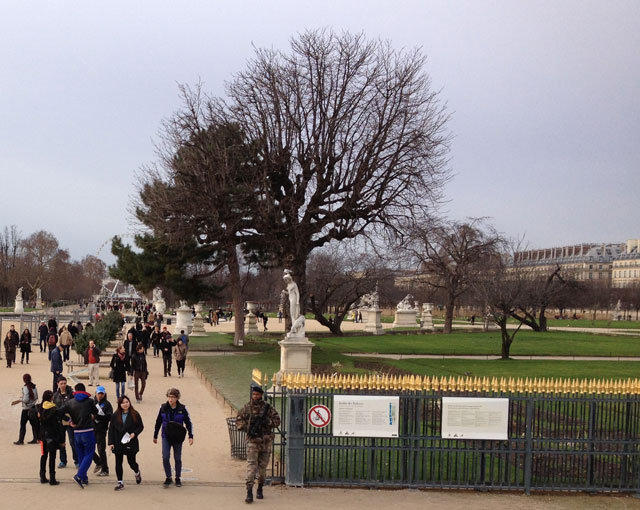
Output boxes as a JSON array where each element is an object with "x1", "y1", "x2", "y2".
[
  {"x1": 400, "y1": 219, "x2": 502, "y2": 333},
  {"x1": 222, "y1": 29, "x2": 451, "y2": 310}
]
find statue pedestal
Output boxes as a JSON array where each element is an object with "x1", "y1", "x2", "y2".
[
  {"x1": 245, "y1": 311, "x2": 260, "y2": 335},
  {"x1": 421, "y1": 303, "x2": 434, "y2": 331},
  {"x1": 393, "y1": 309, "x2": 418, "y2": 328},
  {"x1": 190, "y1": 315, "x2": 207, "y2": 336},
  {"x1": 154, "y1": 300, "x2": 166, "y2": 315},
  {"x1": 174, "y1": 305, "x2": 193, "y2": 334},
  {"x1": 278, "y1": 334, "x2": 315, "y2": 379},
  {"x1": 364, "y1": 309, "x2": 384, "y2": 335},
  {"x1": 14, "y1": 298, "x2": 24, "y2": 314},
  {"x1": 35, "y1": 299, "x2": 43, "y2": 310}
]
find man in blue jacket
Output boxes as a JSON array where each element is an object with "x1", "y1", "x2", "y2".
[
  {"x1": 50, "y1": 344, "x2": 64, "y2": 392},
  {"x1": 58, "y1": 383, "x2": 98, "y2": 488}
]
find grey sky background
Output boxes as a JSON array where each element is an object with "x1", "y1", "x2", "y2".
[{"x1": 1, "y1": 1, "x2": 638, "y2": 265}]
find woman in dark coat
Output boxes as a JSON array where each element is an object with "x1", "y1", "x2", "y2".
[
  {"x1": 20, "y1": 328, "x2": 32, "y2": 364},
  {"x1": 4, "y1": 332, "x2": 17, "y2": 367},
  {"x1": 108, "y1": 395, "x2": 143, "y2": 490},
  {"x1": 110, "y1": 346, "x2": 131, "y2": 399},
  {"x1": 38, "y1": 389, "x2": 65, "y2": 485}
]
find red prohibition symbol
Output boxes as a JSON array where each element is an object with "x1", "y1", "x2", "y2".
[{"x1": 308, "y1": 404, "x2": 331, "y2": 428}]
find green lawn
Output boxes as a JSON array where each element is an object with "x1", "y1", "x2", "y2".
[{"x1": 312, "y1": 330, "x2": 640, "y2": 357}]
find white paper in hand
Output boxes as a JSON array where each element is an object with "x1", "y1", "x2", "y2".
[{"x1": 121, "y1": 432, "x2": 131, "y2": 444}]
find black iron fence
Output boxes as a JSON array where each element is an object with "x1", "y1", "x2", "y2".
[{"x1": 256, "y1": 373, "x2": 640, "y2": 494}]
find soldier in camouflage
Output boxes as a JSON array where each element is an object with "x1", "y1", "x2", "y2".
[{"x1": 236, "y1": 386, "x2": 280, "y2": 503}]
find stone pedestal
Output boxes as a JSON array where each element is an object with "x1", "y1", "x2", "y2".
[
  {"x1": 190, "y1": 315, "x2": 206, "y2": 336},
  {"x1": 364, "y1": 309, "x2": 384, "y2": 335},
  {"x1": 421, "y1": 303, "x2": 434, "y2": 331},
  {"x1": 154, "y1": 299, "x2": 166, "y2": 315},
  {"x1": 393, "y1": 309, "x2": 418, "y2": 328},
  {"x1": 174, "y1": 304, "x2": 193, "y2": 334},
  {"x1": 14, "y1": 298, "x2": 24, "y2": 314},
  {"x1": 278, "y1": 336, "x2": 315, "y2": 376},
  {"x1": 35, "y1": 298, "x2": 43, "y2": 310},
  {"x1": 245, "y1": 301, "x2": 260, "y2": 335}
]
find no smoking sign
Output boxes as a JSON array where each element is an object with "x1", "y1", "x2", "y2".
[{"x1": 308, "y1": 404, "x2": 332, "y2": 428}]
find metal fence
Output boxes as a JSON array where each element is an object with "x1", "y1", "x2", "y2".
[{"x1": 256, "y1": 373, "x2": 640, "y2": 494}]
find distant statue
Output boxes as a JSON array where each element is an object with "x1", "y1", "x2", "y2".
[
  {"x1": 16, "y1": 287, "x2": 23, "y2": 300},
  {"x1": 397, "y1": 294, "x2": 415, "y2": 311},
  {"x1": 359, "y1": 288, "x2": 380, "y2": 310},
  {"x1": 283, "y1": 269, "x2": 305, "y2": 336},
  {"x1": 179, "y1": 300, "x2": 188, "y2": 308},
  {"x1": 153, "y1": 287, "x2": 162, "y2": 302},
  {"x1": 36, "y1": 288, "x2": 41, "y2": 300}
]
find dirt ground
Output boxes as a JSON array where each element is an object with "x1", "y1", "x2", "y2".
[{"x1": 0, "y1": 331, "x2": 639, "y2": 508}]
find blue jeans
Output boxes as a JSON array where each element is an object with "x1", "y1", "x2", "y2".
[
  {"x1": 74, "y1": 430, "x2": 96, "y2": 481},
  {"x1": 60, "y1": 426, "x2": 77, "y2": 464},
  {"x1": 115, "y1": 381, "x2": 126, "y2": 398},
  {"x1": 162, "y1": 436, "x2": 183, "y2": 478}
]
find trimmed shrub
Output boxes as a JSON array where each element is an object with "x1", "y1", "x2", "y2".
[{"x1": 73, "y1": 311, "x2": 124, "y2": 354}]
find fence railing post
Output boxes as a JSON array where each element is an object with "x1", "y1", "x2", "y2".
[
  {"x1": 524, "y1": 396, "x2": 534, "y2": 495},
  {"x1": 285, "y1": 392, "x2": 305, "y2": 486}
]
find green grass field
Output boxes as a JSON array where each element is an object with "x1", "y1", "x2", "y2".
[{"x1": 190, "y1": 328, "x2": 640, "y2": 409}]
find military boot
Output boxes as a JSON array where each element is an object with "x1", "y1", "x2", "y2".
[
  {"x1": 245, "y1": 487, "x2": 254, "y2": 503},
  {"x1": 256, "y1": 484, "x2": 264, "y2": 499}
]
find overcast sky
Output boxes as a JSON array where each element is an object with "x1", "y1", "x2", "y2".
[{"x1": 2, "y1": 0, "x2": 638, "y2": 264}]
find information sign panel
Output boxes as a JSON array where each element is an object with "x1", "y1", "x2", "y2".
[
  {"x1": 333, "y1": 395, "x2": 399, "y2": 437},
  {"x1": 441, "y1": 397, "x2": 509, "y2": 440}
]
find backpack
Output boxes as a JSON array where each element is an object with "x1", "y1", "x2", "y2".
[{"x1": 48, "y1": 334, "x2": 57, "y2": 347}]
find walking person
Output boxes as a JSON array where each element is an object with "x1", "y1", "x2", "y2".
[
  {"x1": 160, "y1": 329, "x2": 175, "y2": 377},
  {"x1": 57, "y1": 382, "x2": 99, "y2": 488},
  {"x1": 173, "y1": 339, "x2": 187, "y2": 378},
  {"x1": 110, "y1": 346, "x2": 130, "y2": 399},
  {"x1": 236, "y1": 386, "x2": 281, "y2": 503},
  {"x1": 59, "y1": 326, "x2": 73, "y2": 362},
  {"x1": 37, "y1": 390, "x2": 65, "y2": 485},
  {"x1": 4, "y1": 330, "x2": 17, "y2": 367},
  {"x1": 38, "y1": 321, "x2": 49, "y2": 352},
  {"x1": 47, "y1": 327, "x2": 58, "y2": 359},
  {"x1": 84, "y1": 340, "x2": 101, "y2": 386},
  {"x1": 131, "y1": 344, "x2": 148, "y2": 403},
  {"x1": 92, "y1": 386, "x2": 112, "y2": 476},
  {"x1": 12, "y1": 373, "x2": 40, "y2": 444},
  {"x1": 108, "y1": 396, "x2": 144, "y2": 491},
  {"x1": 53, "y1": 376, "x2": 77, "y2": 468},
  {"x1": 20, "y1": 328, "x2": 32, "y2": 364},
  {"x1": 150, "y1": 325, "x2": 162, "y2": 358},
  {"x1": 153, "y1": 388, "x2": 194, "y2": 487},
  {"x1": 50, "y1": 344, "x2": 64, "y2": 392}
]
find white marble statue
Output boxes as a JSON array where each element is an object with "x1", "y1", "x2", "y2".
[
  {"x1": 36, "y1": 288, "x2": 41, "y2": 300},
  {"x1": 16, "y1": 287, "x2": 23, "y2": 300},
  {"x1": 396, "y1": 294, "x2": 415, "y2": 311},
  {"x1": 153, "y1": 287, "x2": 162, "y2": 302},
  {"x1": 179, "y1": 299, "x2": 188, "y2": 308},
  {"x1": 359, "y1": 288, "x2": 380, "y2": 310},
  {"x1": 283, "y1": 269, "x2": 305, "y2": 335}
]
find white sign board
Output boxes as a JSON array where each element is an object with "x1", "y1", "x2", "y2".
[
  {"x1": 442, "y1": 397, "x2": 509, "y2": 440},
  {"x1": 333, "y1": 395, "x2": 399, "y2": 438}
]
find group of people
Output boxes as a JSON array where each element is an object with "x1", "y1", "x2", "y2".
[
  {"x1": 4, "y1": 324, "x2": 32, "y2": 367},
  {"x1": 15, "y1": 372, "x2": 194, "y2": 491}
]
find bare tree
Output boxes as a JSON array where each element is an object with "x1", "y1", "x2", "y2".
[
  {"x1": 399, "y1": 218, "x2": 502, "y2": 333},
  {"x1": 222, "y1": 29, "x2": 451, "y2": 311},
  {"x1": 20, "y1": 230, "x2": 65, "y2": 300},
  {"x1": 0, "y1": 226, "x2": 22, "y2": 305},
  {"x1": 306, "y1": 243, "x2": 394, "y2": 335}
]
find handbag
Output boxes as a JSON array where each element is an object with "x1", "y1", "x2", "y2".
[
  {"x1": 128, "y1": 375, "x2": 135, "y2": 389},
  {"x1": 108, "y1": 369, "x2": 114, "y2": 380}
]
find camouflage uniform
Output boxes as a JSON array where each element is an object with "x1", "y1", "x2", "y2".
[{"x1": 236, "y1": 398, "x2": 281, "y2": 488}]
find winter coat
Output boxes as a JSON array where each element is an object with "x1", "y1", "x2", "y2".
[
  {"x1": 153, "y1": 401, "x2": 194, "y2": 440},
  {"x1": 57, "y1": 391, "x2": 97, "y2": 431},
  {"x1": 173, "y1": 343, "x2": 187, "y2": 361},
  {"x1": 53, "y1": 387, "x2": 74, "y2": 409},
  {"x1": 21, "y1": 384, "x2": 38, "y2": 410},
  {"x1": 109, "y1": 353, "x2": 130, "y2": 383},
  {"x1": 130, "y1": 352, "x2": 147, "y2": 373},
  {"x1": 236, "y1": 398, "x2": 281, "y2": 442},
  {"x1": 20, "y1": 332, "x2": 32, "y2": 353},
  {"x1": 4, "y1": 336, "x2": 16, "y2": 361},
  {"x1": 93, "y1": 396, "x2": 113, "y2": 433},
  {"x1": 160, "y1": 337, "x2": 175, "y2": 358},
  {"x1": 38, "y1": 401, "x2": 65, "y2": 447},
  {"x1": 84, "y1": 346, "x2": 101, "y2": 364},
  {"x1": 50, "y1": 348, "x2": 63, "y2": 374},
  {"x1": 108, "y1": 411, "x2": 144, "y2": 454},
  {"x1": 59, "y1": 330, "x2": 73, "y2": 347}
]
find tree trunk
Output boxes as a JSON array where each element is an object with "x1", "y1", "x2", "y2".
[
  {"x1": 227, "y1": 249, "x2": 245, "y2": 347},
  {"x1": 443, "y1": 296, "x2": 455, "y2": 334},
  {"x1": 538, "y1": 306, "x2": 548, "y2": 332},
  {"x1": 500, "y1": 326, "x2": 512, "y2": 360}
]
